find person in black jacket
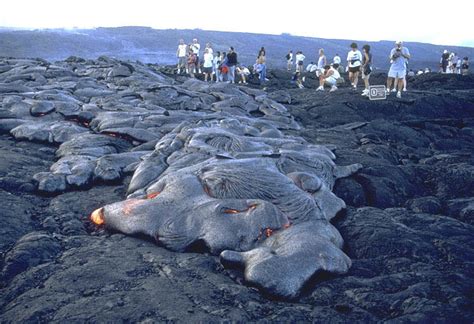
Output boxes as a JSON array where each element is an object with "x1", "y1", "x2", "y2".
[{"x1": 227, "y1": 47, "x2": 238, "y2": 83}]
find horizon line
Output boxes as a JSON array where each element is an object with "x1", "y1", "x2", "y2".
[{"x1": 1, "y1": 25, "x2": 473, "y2": 49}]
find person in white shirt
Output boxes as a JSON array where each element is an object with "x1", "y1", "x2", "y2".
[
  {"x1": 316, "y1": 48, "x2": 327, "y2": 77},
  {"x1": 202, "y1": 48, "x2": 214, "y2": 82},
  {"x1": 386, "y1": 41, "x2": 410, "y2": 98},
  {"x1": 190, "y1": 38, "x2": 201, "y2": 74},
  {"x1": 176, "y1": 39, "x2": 187, "y2": 74},
  {"x1": 316, "y1": 64, "x2": 340, "y2": 92},
  {"x1": 295, "y1": 51, "x2": 306, "y2": 73},
  {"x1": 347, "y1": 43, "x2": 363, "y2": 90},
  {"x1": 333, "y1": 54, "x2": 341, "y2": 65},
  {"x1": 306, "y1": 62, "x2": 318, "y2": 73}
]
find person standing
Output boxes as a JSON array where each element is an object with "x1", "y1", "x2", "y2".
[
  {"x1": 456, "y1": 56, "x2": 462, "y2": 74},
  {"x1": 187, "y1": 48, "x2": 197, "y2": 78},
  {"x1": 386, "y1": 40, "x2": 410, "y2": 98},
  {"x1": 205, "y1": 42, "x2": 213, "y2": 55},
  {"x1": 461, "y1": 57, "x2": 469, "y2": 75},
  {"x1": 202, "y1": 48, "x2": 214, "y2": 82},
  {"x1": 347, "y1": 43, "x2": 362, "y2": 90},
  {"x1": 440, "y1": 50, "x2": 450, "y2": 73},
  {"x1": 257, "y1": 47, "x2": 267, "y2": 85},
  {"x1": 361, "y1": 44, "x2": 373, "y2": 96},
  {"x1": 316, "y1": 49, "x2": 327, "y2": 78},
  {"x1": 295, "y1": 51, "x2": 306, "y2": 73},
  {"x1": 213, "y1": 51, "x2": 221, "y2": 82},
  {"x1": 176, "y1": 39, "x2": 187, "y2": 74},
  {"x1": 286, "y1": 50, "x2": 293, "y2": 71},
  {"x1": 226, "y1": 47, "x2": 238, "y2": 83},
  {"x1": 190, "y1": 38, "x2": 201, "y2": 74},
  {"x1": 219, "y1": 52, "x2": 228, "y2": 82}
]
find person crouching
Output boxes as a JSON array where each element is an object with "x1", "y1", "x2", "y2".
[{"x1": 316, "y1": 64, "x2": 340, "y2": 92}]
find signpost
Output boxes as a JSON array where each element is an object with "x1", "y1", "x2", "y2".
[{"x1": 368, "y1": 85, "x2": 387, "y2": 101}]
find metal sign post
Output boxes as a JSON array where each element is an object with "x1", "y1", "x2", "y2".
[{"x1": 368, "y1": 85, "x2": 387, "y2": 101}]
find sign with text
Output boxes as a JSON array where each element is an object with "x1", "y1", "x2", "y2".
[{"x1": 369, "y1": 85, "x2": 387, "y2": 101}]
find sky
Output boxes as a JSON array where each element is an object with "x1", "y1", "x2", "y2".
[{"x1": 1, "y1": 0, "x2": 473, "y2": 47}]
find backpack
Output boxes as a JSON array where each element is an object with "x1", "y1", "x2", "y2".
[
  {"x1": 286, "y1": 53, "x2": 291, "y2": 60},
  {"x1": 220, "y1": 65, "x2": 229, "y2": 74}
]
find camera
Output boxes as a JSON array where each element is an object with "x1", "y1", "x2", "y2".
[{"x1": 396, "y1": 48, "x2": 401, "y2": 52}]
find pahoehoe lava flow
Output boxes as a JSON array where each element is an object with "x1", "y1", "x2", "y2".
[{"x1": 0, "y1": 56, "x2": 473, "y2": 322}]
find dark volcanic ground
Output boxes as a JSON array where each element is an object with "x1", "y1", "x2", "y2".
[{"x1": 1, "y1": 58, "x2": 474, "y2": 322}]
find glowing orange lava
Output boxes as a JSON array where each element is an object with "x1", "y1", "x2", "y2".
[
  {"x1": 123, "y1": 199, "x2": 144, "y2": 215},
  {"x1": 265, "y1": 228, "x2": 273, "y2": 237},
  {"x1": 146, "y1": 192, "x2": 160, "y2": 199},
  {"x1": 91, "y1": 208, "x2": 105, "y2": 225},
  {"x1": 224, "y1": 208, "x2": 240, "y2": 214}
]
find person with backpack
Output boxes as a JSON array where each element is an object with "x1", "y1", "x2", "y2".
[
  {"x1": 347, "y1": 42, "x2": 363, "y2": 90},
  {"x1": 286, "y1": 50, "x2": 293, "y2": 71},
  {"x1": 226, "y1": 47, "x2": 238, "y2": 83},
  {"x1": 361, "y1": 44, "x2": 373, "y2": 97}
]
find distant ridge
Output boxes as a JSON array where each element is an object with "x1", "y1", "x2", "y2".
[{"x1": 1, "y1": 26, "x2": 473, "y2": 70}]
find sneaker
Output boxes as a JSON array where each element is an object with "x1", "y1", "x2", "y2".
[
  {"x1": 297, "y1": 83, "x2": 304, "y2": 89},
  {"x1": 386, "y1": 89, "x2": 390, "y2": 95},
  {"x1": 362, "y1": 90, "x2": 369, "y2": 96},
  {"x1": 316, "y1": 86, "x2": 324, "y2": 91},
  {"x1": 396, "y1": 91, "x2": 402, "y2": 98},
  {"x1": 302, "y1": 76, "x2": 306, "y2": 82},
  {"x1": 391, "y1": 88, "x2": 397, "y2": 92},
  {"x1": 330, "y1": 86, "x2": 338, "y2": 92},
  {"x1": 403, "y1": 88, "x2": 407, "y2": 92}
]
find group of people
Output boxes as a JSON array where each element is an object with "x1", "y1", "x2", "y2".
[
  {"x1": 176, "y1": 38, "x2": 241, "y2": 83},
  {"x1": 176, "y1": 38, "x2": 470, "y2": 99},
  {"x1": 176, "y1": 38, "x2": 267, "y2": 85},
  {"x1": 440, "y1": 50, "x2": 469, "y2": 75},
  {"x1": 288, "y1": 43, "x2": 378, "y2": 96}
]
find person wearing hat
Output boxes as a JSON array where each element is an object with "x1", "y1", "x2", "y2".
[
  {"x1": 386, "y1": 40, "x2": 410, "y2": 98},
  {"x1": 440, "y1": 50, "x2": 450, "y2": 73}
]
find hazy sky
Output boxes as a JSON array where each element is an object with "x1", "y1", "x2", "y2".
[{"x1": 1, "y1": 0, "x2": 472, "y2": 47}]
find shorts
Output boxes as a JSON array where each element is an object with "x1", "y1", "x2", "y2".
[
  {"x1": 178, "y1": 57, "x2": 186, "y2": 66},
  {"x1": 388, "y1": 67, "x2": 406, "y2": 78},
  {"x1": 202, "y1": 67, "x2": 212, "y2": 74},
  {"x1": 349, "y1": 66, "x2": 360, "y2": 73},
  {"x1": 324, "y1": 77, "x2": 337, "y2": 86}
]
